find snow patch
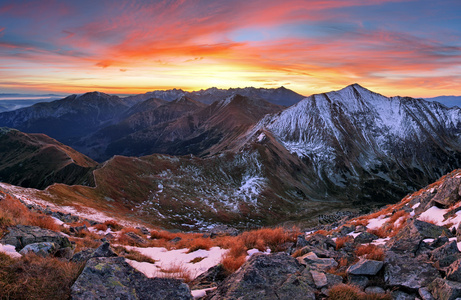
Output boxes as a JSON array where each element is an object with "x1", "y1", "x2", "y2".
[{"x1": 0, "y1": 243, "x2": 21, "y2": 258}]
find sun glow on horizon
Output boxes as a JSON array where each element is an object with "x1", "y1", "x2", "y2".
[{"x1": 0, "y1": 0, "x2": 460, "y2": 98}]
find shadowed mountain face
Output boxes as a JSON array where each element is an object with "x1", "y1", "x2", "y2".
[
  {"x1": 0, "y1": 92, "x2": 129, "y2": 145},
  {"x1": 0, "y1": 128, "x2": 97, "y2": 189}
]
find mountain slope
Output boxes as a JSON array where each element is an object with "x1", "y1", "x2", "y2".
[
  {"x1": 249, "y1": 83, "x2": 461, "y2": 205},
  {"x1": 0, "y1": 92, "x2": 129, "y2": 145},
  {"x1": 0, "y1": 128, "x2": 97, "y2": 189},
  {"x1": 425, "y1": 95, "x2": 461, "y2": 108},
  {"x1": 104, "y1": 94, "x2": 284, "y2": 158}
]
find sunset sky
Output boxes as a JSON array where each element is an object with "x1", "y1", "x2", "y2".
[{"x1": 0, "y1": 0, "x2": 460, "y2": 97}]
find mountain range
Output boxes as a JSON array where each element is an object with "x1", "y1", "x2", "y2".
[{"x1": 0, "y1": 84, "x2": 460, "y2": 229}]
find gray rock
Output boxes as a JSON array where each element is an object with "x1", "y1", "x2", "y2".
[
  {"x1": 428, "y1": 278, "x2": 461, "y2": 300},
  {"x1": 365, "y1": 286, "x2": 385, "y2": 294},
  {"x1": 123, "y1": 232, "x2": 148, "y2": 245},
  {"x1": 419, "y1": 287, "x2": 436, "y2": 300},
  {"x1": 71, "y1": 242, "x2": 117, "y2": 263},
  {"x1": 55, "y1": 246, "x2": 74, "y2": 259},
  {"x1": 431, "y1": 240, "x2": 461, "y2": 268},
  {"x1": 384, "y1": 252, "x2": 440, "y2": 290},
  {"x1": 387, "y1": 219, "x2": 452, "y2": 254},
  {"x1": 447, "y1": 258, "x2": 461, "y2": 282},
  {"x1": 19, "y1": 242, "x2": 57, "y2": 257},
  {"x1": 275, "y1": 274, "x2": 316, "y2": 300},
  {"x1": 325, "y1": 273, "x2": 343, "y2": 287},
  {"x1": 207, "y1": 253, "x2": 304, "y2": 299},
  {"x1": 297, "y1": 252, "x2": 338, "y2": 271},
  {"x1": 392, "y1": 290, "x2": 416, "y2": 300},
  {"x1": 348, "y1": 275, "x2": 369, "y2": 289},
  {"x1": 92, "y1": 242, "x2": 117, "y2": 258},
  {"x1": 302, "y1": 234, "x2": 336, "y2": 251},
  {"x1": 189, "y1": 264, "x2": 229, "y2": 290},
  {"x1": 1, "y1": 225, "x2": 71, "y2": 251},
  {"x1": 71, "y1": 257, "x2": 192, "y2": 300},
  {"x1": 430, "y1": 176, "x2": 461, "y2": 207},
  {"x1": 310, "y1": 270, "x2": 327, "y2": 288},
  {"x1": 347, "y1": 259, "x2": 383, "y2": 276},
  {"x1": 354, "y1": 232, "x2": 379, "y2": 244}
]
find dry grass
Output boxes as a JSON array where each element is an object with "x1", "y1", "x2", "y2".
[
  {"x1": 185, "y1": 237, "x2": 214, "y2": 253},
  {"x1": 189, "y1": 257, "x2": 205, "y2": 264},
  {"x1": 218, "y1": 227, "x2": 299, "y2": 273},
  {"x1": 221, "y1": 253, "x2": 247, "y2": 273},
  {"x1": 103, "y1": 219, "x2": 123, "y2": 231},
  {"x1": 69, "y1": 236, "x2": 102, "y2": 252},
  {"x1": 93, "y1": 223, "x2": 108, "y2": 231},
  {"x1": 0, "y1": 192, "x2": 60, "y2": 232},
  {"x1": 0, "y1": 253, "x2": 84, "y2": 299},
  {"x1": 355, "y1": 244, "x2": 385, "y2": 261},
  {"x1": 336, "y1": 236, "x2": 353, "y2": 250},
  {"x1": 158, "y1": 262, "x2": 193, "y2": 283},
  {"x1": 329, "y1": 284, "x2": 392, "y2": 300},
  {"x1": 113, "y1": 246, "x2": 156, "y2": 264}
]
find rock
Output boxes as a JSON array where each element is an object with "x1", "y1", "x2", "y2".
[
  {"x1": 310, "y1": 270, "x2": 327, "y2": 288},
  {"x1": 431, "y1": 240, "x2": 461, "y2": 268},
  {"x1": 347, "y1": 259, "x2": 383, "y2": 276},
  {"x1": 295, "y1": 245, "x2": 336, "y2": 259},
  {"x1": 419, "y1": 287, "x2": 436, "y2": 300},
  {"x1": 71, "y1": 257, "x2": 192, "y2": 300},
  {"x1": 388, "y1": 219, "x2": 452, "y2": 254},
  {"x1": 348, "y1": 275, "x2": 369, "y2": 289},
  {"x1": 446, "y1": 258, "x2": 461, "y2": 282},
  {"x1": 92, "y1": 242, "x2": 118, "y2": 258},
  {"x1": 325, "y1": 273, "x2": 343, "y2": 287},
  {"x1": 123, "y1": 232, "x2": 148, "y2": 245},
  {"x1": 1, "y1": 225, "x2": 71, "y2": 251},
  {"x1": 392, "y1": 290, "x2": 417, "y2": 300},
  {"x1": 296, "y1": 235, "x2": 309, "y2": 248},
  {"x1": 276, "y1": 274, "x2": 316, "y2": 300},
  {"x1": 430, "y1": 176, "x2": 461, "y2": 207},
  {"x1": 302, "y1": 234, "x2": 336, "y2": 251},
  {"x1": 189, "y1": 264, "x2": 230, "y2": 290},
  {"x1": 207, "y1": 253, "x2": 304, "y2": 299},
  {"x1": 339, "y1": 225, "x2": 355, "y2": 236},
  {"x1": 354, "y1": 232, "x2": 378, "y2": 244},
  {"x1": 55, "y1": 246, "x2": 74, "y2": 259},
  {"x1": 19, "y1": 242, "x2": 57, "y2": 257},
  {"x1": 71, "y1": 242, "x2": 117, "y2": 263},
  {"x1": 170, "y1": 237, "x2": 182, "y2": 243},
  {"x1": 71, "y1": 249, "x2": 95, "y2": 263},
  {"x1": 297, "y1": 252, "x2": 338, "y2": 271},
  {"x1": 430, "y1": 236, "x2": 449, "y2": 248},
  {"x1": 428, "y1": 278, "x2": 461, "y2": 300},
  {"x1": 384, "y1": 252, "x2": 440, "y2": 290},
  {"x1": 136, "y1": 227, "x2": 150, "y2": 235},
  {"x1": 365, "y1": 286, "x2": 385, "y2": 294}
]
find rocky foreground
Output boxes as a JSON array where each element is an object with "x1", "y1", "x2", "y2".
[{"x1": 2, "y1": 169, "x2": 461, "y2": 299}]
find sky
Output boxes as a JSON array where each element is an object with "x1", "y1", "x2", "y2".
[{"x1": 0, "y1": 0, "x2": 460, "y2": 98}]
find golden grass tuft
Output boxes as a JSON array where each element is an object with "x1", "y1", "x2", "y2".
[
  {"x1": 329, "y1": 284, "x2": 392, "y2": 300},
  {"x1": 158, "y1": 262, "x2": 193, "y2": 283},
  {"x1": 355, "y1": 244, "x2": 385, "y2": 261},
  {"x1": 0, "y1": 253, "x2": 84, "y2": 300},
  {"x1": 103, "y1": 219, "x2": 123, "y2": 231},
  {"x1": 336, "y1": 236, "x2": 353, "y2": 250}
]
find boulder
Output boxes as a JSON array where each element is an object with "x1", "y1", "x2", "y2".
[
  {"x1": 446, "y1": 258, "x2": 461, "y2": 282},
  {"x1": 354, "y1": 232, "x2": 379, "y2": 244},
  {"x1": 71, "y1": 257, "x2": 192, "y2": 300},
  {"x1": 428, "y1": 278, "x2": 461, "y2": 300},
  {"x1": 431, "y1": 240, "x2": 461, "y2": 268},
  {"x1": 207, "y1": 253, "x2": 305, "y2": 299},
  {"x1": 71, "y1": 242, "x2": 117, "y2": 263},
  {"x1": 123, "y1": 232, "x2": 148, "y2": 245},
  {"x1": 297, "y1": 252, "x2": 338, "y2": 271},
  {"x1": 19, "y1": 242, "x2": 57, "y2": 257},
  {"x1": 1, "y1": 225, "x2": 71, "y2": 251},
  {"x1": 419, "y1": 287, "x2": 436, "y2": 300},
  {"x1": 384, "y1": 252, "x2": 440, "y2": 290},
  {"x1": 302, "y1": 234, "x2": 336, "y2": 251},
  {"x1": 387, "y1": 219, "x2": 452, "y2": 254},
  {"x1": 392, "y1": 290, "x2": 417, "y2": 300},
  {"x1": 347, "y1": 259, "x2": 383, "y2": 276},
  {"x1": 276, "y1": 274, "x2": 316, "y2": 300},
  {"x1": 189, "y1": 264, "x2": 230, "y2": 290},
  {"x1": 365, "y1": 286, "x2": 385, "y2": 294},
  {"x1": 348, "y1": 275, "x2": 369, "y2": 289},
  {"x1": 310, "y1": 270, "x2": 327, "y2": 288},
  {"x1": 430, "y1": 176, "x2": 461, "y2": 207}
]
